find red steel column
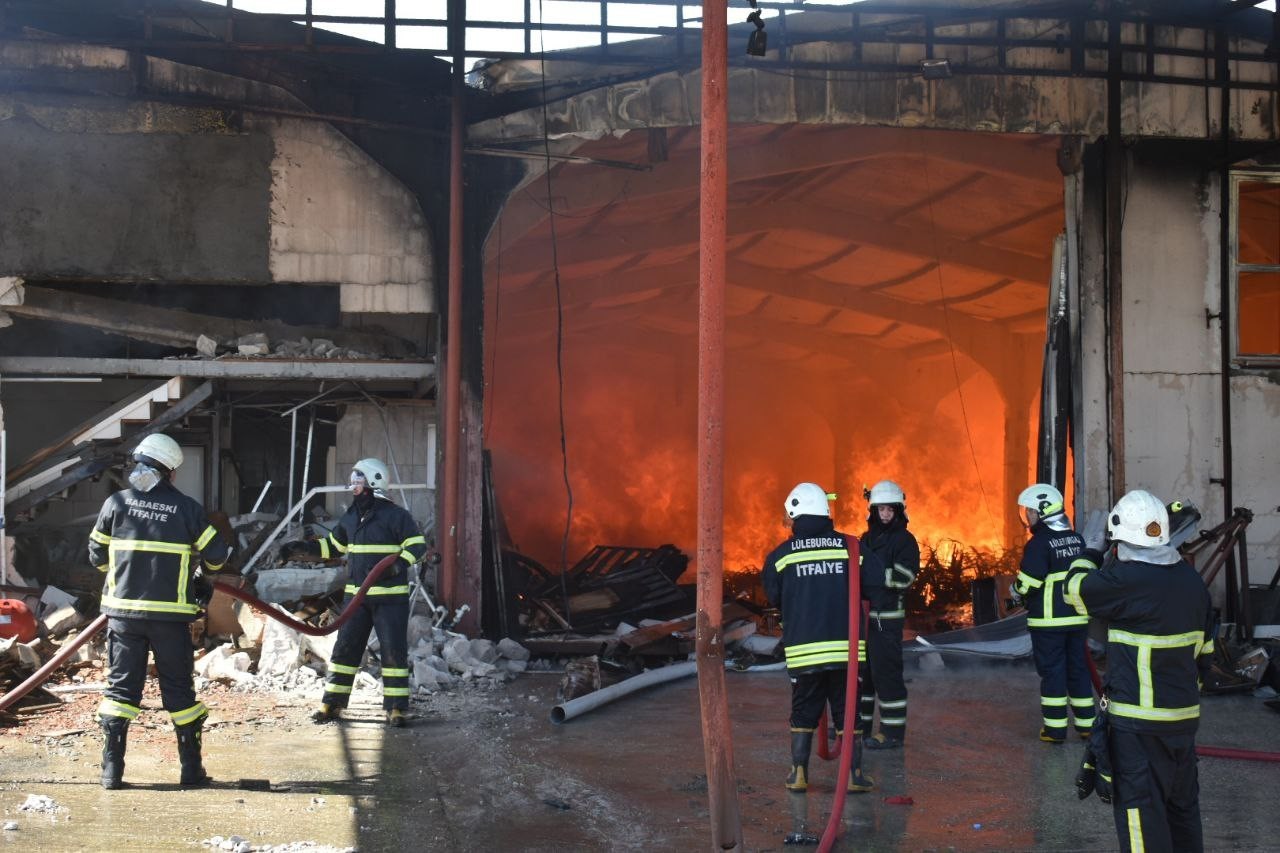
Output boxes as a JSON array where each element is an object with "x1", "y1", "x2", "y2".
[
  {"x1": 440, "y1": 2, "x2": 464, "y2": 610},
  {"x1": 696, "y1": 3, "x2": 742, "y2": 850}
]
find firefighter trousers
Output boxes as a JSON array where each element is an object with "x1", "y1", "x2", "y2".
[
  {"x1": 790, "y1": 668, "x2": 863, "y2": 734},
  {"x1": 99, "y1": 618, "x2": 206, "y2": 727},
  {"x1": 323, "y1": 597, "x2": 410, "y2": 711},
  {"x1": 1109, "y1": 728, "x2": 1203, "y2": 853},
  {"x1": 859, "y1": 616, "x2": 907, "y2": 740},
  {"x1": 1030, "y1": 627, "x2": 1095, "y2": 737}
]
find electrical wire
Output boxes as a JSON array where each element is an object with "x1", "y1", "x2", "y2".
[
  {"x1": 916, "y1": 145, "x2": 999, "y2": 533},
  {"x1": 538, "y1": 0, "x2": 576, "y2": 626}
]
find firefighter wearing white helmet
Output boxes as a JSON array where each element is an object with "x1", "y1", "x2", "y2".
[
  {"x1": 1011, "y1": 482, "x2": 1094, "y2": 744},
  {"x1": 88, "y1": 432, "x2": 231, "y2": 790},
  {"x1": 763, "y1": 482, "x2": 883, "y2": 794},
  {"x1": 858, "y1": 479, "x2": 919, "y2": 750},
  {"x1": 282, "y1": 458, "x2": 426, "y2": 727},
  {"x1": 1063, "y1": 490, "x2": 1214, "y2": 851}
]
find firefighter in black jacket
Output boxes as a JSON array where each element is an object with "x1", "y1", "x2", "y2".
[
  {"x1": 858, "y1": 479, "x2": 919, "y2": 749},
  {"x1": 762, "y1": 482, "x2": 884, "y2": 794},
  {"x1": 1013, "y1": 483, "x2": 1095, "y2": 743},
  {"x1": 1064, "y1": 489, "x2": 1214, "y2": 853},
  {"x1": 87, "y1": 433, "x2": 232, "y2": 790},
  {"x1": 284, "y1": 458, "x2": 426, "y2": 727}
]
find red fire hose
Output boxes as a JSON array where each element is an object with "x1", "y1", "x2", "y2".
[
  {"x1": 1085, "y1": 640, "x2": 1280, "y2": 763},
  {"x1": 0, "y1": 554, "x2": 399, "y2": 714},
  {"x1": 815, "y1": 538, "x2": 862, "y2": 853}
]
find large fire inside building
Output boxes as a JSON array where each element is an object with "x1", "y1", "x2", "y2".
[{"x1": 0, "y1": 1, "x2": 1278, "y2": 850}]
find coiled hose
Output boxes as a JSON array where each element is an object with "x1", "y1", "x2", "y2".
[{"x1": 0, "y1": 553, "x2": 399, "y2": 713}]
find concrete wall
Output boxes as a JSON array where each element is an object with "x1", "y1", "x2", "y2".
[
  {"x1": 1113, "y1": 159, "x2": 1280, "y2": 592},
  {"x1": 0, "y1": 43, "x2": 434, "y2": 314},
  {"x1": 330, "y1": 402, "x2": 437, "y2": 532}
]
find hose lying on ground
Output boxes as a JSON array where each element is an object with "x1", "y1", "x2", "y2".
[{"x1": 0, "y1": 553, "x2": 399, "y2": 713}]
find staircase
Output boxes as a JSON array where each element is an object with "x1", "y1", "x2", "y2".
[{"x1": 4, "y1": 378, "x2": 213, "y2": 518}]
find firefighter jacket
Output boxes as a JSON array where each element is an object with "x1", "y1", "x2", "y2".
[
  {"x1": 1015, "y1": 516, "x2": 1088, "y2": 630},
  {"x1": 762, "y1": 515, "x2": 886, "y2": 674},
  {"x1": 315, "y1": 497, "x2": 426, "y2": 601},
  {"x1": 1065, "y1": 553, "x2": 1214, "y2": 734},
  {"x1": 860, "y1": 515, "x2": 919, "y2": 620},
  {"x1": 88, "y1": 481, "x2": 231, "y2": 622}
]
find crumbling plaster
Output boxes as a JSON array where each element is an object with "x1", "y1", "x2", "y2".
[
  {"x1": 0, "y1": 41, "x2": 434, "y2": 314},
  {"x1": 1120, "y1": 162, "x2": 1280, "y2": 588}
]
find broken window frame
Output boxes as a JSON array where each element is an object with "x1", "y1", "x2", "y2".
[{"x1": 1229, "y1": 170, "x2": 1280, "y2": 367}]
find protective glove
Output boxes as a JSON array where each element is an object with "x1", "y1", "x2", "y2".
[
  {"x1": 1008, "y1": 584, "x2": 1024, "y2": 609},
  {"x1": 192, "y1": 569, "x2": 214, "y2": 608},
  {"x1": 277, "y1": 541, "x2": 307, "y2": 562},
  {"x1": 1080, "y1": 509, "x2": 1108, "y2": 553}
]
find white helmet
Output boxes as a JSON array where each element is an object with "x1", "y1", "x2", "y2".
[
  {"x1": 785, "y1": 482, "x2": 833, "y2": 519},
  {"x1": 1017, "y1": 483, "x2": 1064, "y2": 516},
  {"x1": 351, "y1": 458, "x2": 391, "y2": 493},
  {"x1": 1108, "y1": 489, "x2": 1170, "y2": 547},
  {"x1": 133, "y1": 433, "x2": 183, "y2": 472},
  {"x1": 867, "y1": 480, "x2": 906, "y2": 507}
]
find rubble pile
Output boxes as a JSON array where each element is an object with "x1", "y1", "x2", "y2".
[
  {"x1": 194, "y1": 333, "x2": 378, "y2": 362},
  {"x1": 199, "y1": 837, "x2": 353, "y2": 853}
]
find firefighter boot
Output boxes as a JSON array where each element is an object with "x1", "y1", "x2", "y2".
[
  {"x1": 848, "y1": 739, "x2": 875, "y2": 793},
  {"x1": 311, "y1": 703, "x2": 341, "y2": 724},
  {"x1": 784, "y1": 730, "x2": 814, "y2": 791},
  {"x1": 386, "y1": 708, "x2": 406, "y2": 728},
  {"x1": 99, "y1": 717, "x2": 129, "y2": 790},
  {"x1": 176, "y1": 718, "x2": 210, "y2": 787}
]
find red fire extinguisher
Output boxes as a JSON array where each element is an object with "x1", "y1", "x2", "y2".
[{"x1": 0, "y1": 598, "x2": 37, "y2": 643}]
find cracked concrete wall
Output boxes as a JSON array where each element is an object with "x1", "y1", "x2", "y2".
[
  {"x1": 1119, "y1": 162, "x2": 1280, "y2": 586},
  {"x1": 0, "y1": 42, "x2": 434, "y2": 314}
]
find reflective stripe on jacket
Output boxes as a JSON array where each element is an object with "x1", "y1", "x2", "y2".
[
  {"x1": 88, "y1": 481, "x2": 231, "y2": 622},
  {"x1": 761, "y1": 515, "x2": 885, "y2": 674},
  {"x1": 860, "y1": 519, "x2": 919, "y2": 620},
  {"x1": 1015, "y1": 519, "x2": 1088, "y2": 630},
  {"x1": 316, "y1": 498, "x2": 426, "y2": 600},
  {"x1": 1066, "y1": 555, "x2": 1214, "y2": 734}
]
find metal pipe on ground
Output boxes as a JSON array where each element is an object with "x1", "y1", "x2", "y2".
[{"x1": 549, "y1": 660, "x2": 697, "y2": 725}]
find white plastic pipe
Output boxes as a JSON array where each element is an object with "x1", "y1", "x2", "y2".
[{"x1": 549, "y1": 660, "x2": 697, "y2": 725}]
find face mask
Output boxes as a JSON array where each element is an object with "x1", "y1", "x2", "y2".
[{"x1": 128, "y1": 462, "x2": 163, "y2": 493}]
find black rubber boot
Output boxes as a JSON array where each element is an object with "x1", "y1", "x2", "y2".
[
  {"x1": 311, "y1": 703, "x2": 341, "y2": 724},
  {"x1": 848, "y1": 738, "x2": 875, "y2": 793},
  {"x1": 99, "y1": 718, "x2": 129, "y2": 790},
  {"x1": 785, "y1": 730, "x2": 814, "y2": 791},
  {"x1": 176, "y1": 717, "x2": 210, "y2": 787}
]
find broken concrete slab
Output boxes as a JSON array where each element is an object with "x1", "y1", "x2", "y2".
[
  {"x1": 253, "y1": 566, "x2": 345, "y2": 604},
  {"x1": 497, "y1": 638, "x2": 531, "y2": 662}
]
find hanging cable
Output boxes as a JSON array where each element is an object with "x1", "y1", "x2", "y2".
[
  {"x1": 917, "y1": 147, "x2": 999, "y2": 533},
  {"x1": 538, "y1": 0, "x2": 575, "y2": 626}
]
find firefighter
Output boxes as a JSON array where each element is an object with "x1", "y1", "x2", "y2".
[
  {"x1": 88, "y1": 433, "x2": 232, "y2": 789},
  {"x1": 762, "y1": 482, "x2": 884, "y2": 794},
  {"x1": 858, "y1": 479, "x2": 919, "y2": 750},
  {"x1": 283, "y1": 458, "x2": 426, "y2": 727},
  {"x1": 1064, "y1": 490, "x2": 1214, "y2": 853},
  {"x1": 1012, "y1": 483, "x2": 1094, "y2": 743}
]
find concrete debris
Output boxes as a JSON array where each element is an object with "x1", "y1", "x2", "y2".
[
  {"x1": 469, "y1": 638, "x2": 500, "y2": 664},
  {"x1": 252, "y1": 566, "x2": 345, "y2": 604},
  {"x1": 257, "y1": 615, "x2": 306, "y2": 677},
  {"x1": 2, "y1": 821, "x2": 16, "y2": 831},
  {"x1": 200, "y1": 839, "x2": 353, "y2": 853},
  {"x1": 191, "y1": 331, "x2": 379, "y2": 362},
  {"x1": 194, "y1": 644, "x2": 255, "y2": 684},
  {"x1": 196, "y1": 334, "x2": 219, "y2": 358},
  {"x1": 39, "y1": 605, "x2": 88, "y2": 639},
  {"x1": 18, "y1": 794, "x2": 59, "y2": 814},
  {"x1": 497, "y1": 638, "x2": 531, "y2": 662}
]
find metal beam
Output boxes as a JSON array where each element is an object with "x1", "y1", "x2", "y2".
[
  {"x1": 0, "y1": 357, "x2": 434, "y2": 381},
  {"x1": 493, "y1": 126, "x2": 1059, "y2": 253},
  {"x1": 500, "y1": 199, "x2": 1049, "y2": 284}
]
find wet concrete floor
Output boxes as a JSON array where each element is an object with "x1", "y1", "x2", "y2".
[{"x1": 2, "y1": 657, "x2": 1277, "y2": 851}]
